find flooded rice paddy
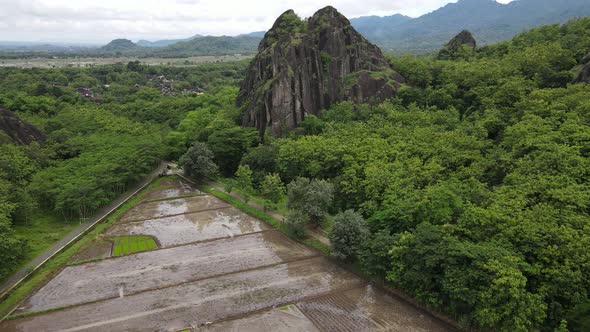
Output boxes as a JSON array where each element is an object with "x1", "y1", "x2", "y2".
[
  {"x1": 107, "y1": 206, "x2": 270, "y2": 247},
  {"x1": 1, "y1": 179, "x2": 454, "y2": 332}
]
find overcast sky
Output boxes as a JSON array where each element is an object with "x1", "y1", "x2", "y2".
[{"x1": 0, "y1": 0, "x2": 513, "y2": 44}]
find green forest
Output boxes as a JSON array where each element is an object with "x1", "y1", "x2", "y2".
[
  {"x1": 1, "y1": 17, "x2": 589, "y2": 331},
  {"x1": 0, "y1": 60, "x2": 248, "y2": 281},
  {"x1": 170, "y1": 18, "x2": 590, "y2": 331}
]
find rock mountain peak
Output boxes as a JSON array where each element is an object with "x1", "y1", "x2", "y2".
[{"x1": 237, "y1": 6, "x2": 404, "y2": 137}]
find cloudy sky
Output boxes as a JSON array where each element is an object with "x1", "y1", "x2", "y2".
[{"x1": 0, "y1": 0, "x2": 513, "y2": 44}]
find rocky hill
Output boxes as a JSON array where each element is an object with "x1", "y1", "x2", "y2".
[
  {"x1": 0, "y1": 107, "x2": 45, "y2": 145},
  {"x1": 437, "y1": 30, "x2": 477, "y2": 60},
  {"x1": 237, "y1": 7, "x2": 404, "y2": 137}
]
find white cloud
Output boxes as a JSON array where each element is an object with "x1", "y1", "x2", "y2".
[{"x1": 0, "y1": 0, "x2": 514, "y2": 43}]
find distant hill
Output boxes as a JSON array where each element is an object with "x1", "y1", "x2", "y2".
[
  {"x1": 350, "y1": 0, "x2": 590, "y2": 53},
  {"x1": 0, "y1": 42, "x2": 94, "y2": 52},
  {"x1": 101, "y1": 39, "x2": 139, "y2": 51},
  {"x1": 3, "y1": 0, "x2": 590, "y2": 58},
  {"x1": 155, "y1": 35, "x2": 260, "y2": 56},
  {"x1": 238, "y1": 31, "x2": 266, "y2": 38},
  {"x1": 136, "y1": 34, "x2": 204, "y2": 47},
  {"x1": 349, "y1": 14, "x2": 412, "y2": 42}
]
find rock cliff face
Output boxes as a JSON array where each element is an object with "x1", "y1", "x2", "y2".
[
  {"x1": 575, "y1": 63, "x2": 590, "y2": 83},
  {"x1": 437, "y1": 30, "x2": 477, "y2": 59},
  {"x1": 574, "y1": 52, "x2": 590, "y2": 83},
  {"x1": 237, "y1": 6, "x2": 404, "y2": 137},
  {"x1": 0, "y1": 107, "x2": 45, "y2": 145}
]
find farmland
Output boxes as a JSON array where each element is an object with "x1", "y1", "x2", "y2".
[{"x1": 0, "y1": 176, "x2": 453, "y2": 331}]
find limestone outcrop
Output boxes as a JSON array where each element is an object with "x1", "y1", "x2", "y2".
[
  {"x1": 237, "y1": 7, "x2": 404, "y2": 137},
  {"x1": 0, "y1": 107, "x2": 45, "y2": 145}
]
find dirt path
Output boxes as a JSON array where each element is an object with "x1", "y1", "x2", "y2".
[{"x1": 0, "y1": 161, "x2": 167, "y2": 300}]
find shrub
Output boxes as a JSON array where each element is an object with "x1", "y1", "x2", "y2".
[
  {"x1": 329, "y1": 210, "x2": 368, "y2": 261},
  {"x1": 285, "y1": 209, "x2": 306, "y2": 239}
]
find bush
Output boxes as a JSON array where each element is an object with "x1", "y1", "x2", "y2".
[
  {"x1": 234, "y1": 165, "x2": 254, "y2": 201},
  {"x1": 359, "y1": 229, "x2": 396, "y2": 277},
  {"x1": 223, "y1": 179, "x2": 235, "y2": 193},
  {"x1": 329, "y1": 210, "x2": 368, "y2": 261},
  {"x1": 179, "y1": 142, "x2": 218, "y2": 180},
  {"x1": 287, "y1": 177, "x2": 333, "y2": 226},
  {"x1": 285, "y1": 209, "x2": 306, "y2": 239},
  {"x1": 260, "y1": 173, "x2": 285, "y2": 204}
]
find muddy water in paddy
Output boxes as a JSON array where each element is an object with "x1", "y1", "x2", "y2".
[
  {"x1": 67, "y1": 239, "x2": 112, "y2": 263},
  {"x1": 107, "y1": 206, "x2": 270, "y2": 246},
  {"x1": 21, "y1": 231, "x2": 316, "y2": 312},
  {"x1": 141, "y1": 187, "x2": 198, "y2": 201},
  {"x1": 1, "y1": 258, "x2": 365, "y2": 332},
  {"x1": 119, "y1": 196, "x2": 230, "y2": 222},
  {"x1": 1, "y1": 189, "x2": 455, "y2": 332},
  {"x1": 297, "y1": 285, "x2": 451, "y2": 332},
  {"x1": 141, "y1": 180, "x2": 201, "y2": 201},
  {"x1": 197, "y1": 305, "x2": 320, "y2": 332}
]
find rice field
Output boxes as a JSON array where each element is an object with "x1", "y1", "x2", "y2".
[{"x1": 111, "y1": 235, "x2": 157, "y2": 256}]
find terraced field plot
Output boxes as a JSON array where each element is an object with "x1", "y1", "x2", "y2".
[
  {"x1": 111, "y1": 235, "x2": 158, "y2": 256},
  {"x1": 119, "y1": 195, "x2": 231, "y2": 222},
  {"x1": 19, "y1": 232, "x2": 317, "y2": 312},
  {"x1": 107, "y1": 206, "x2": 270, "y2": 247},
  {"x1": 1, "y1": 178, "x2": 454, "y2": 332}
]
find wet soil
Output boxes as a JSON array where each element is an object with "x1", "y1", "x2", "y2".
[
  {"x1": 197, "y1": 305, "x2": 320, "y2": 332},
  {"x1": 1, "y1": 191, "x2": 454, "y2": 332},
  {"x1": 141, "y1": 181, "x2": 201, "y2": 201},
  {"x1": 119, "y1": 196, "x2": 230, "y2": 222},
  {"x1": 1, "y1": 258, "x2": 364, "y2": 332},
  {"x1": 297, "y1": 285, "x2": 451, "y2": 332},
  {"x1": 153, "y1": 178, "x2": 187, "y2": 190},
  {"x1": 20, "y1": 231, "x2": 316, "y2": 312},
  {"x1": 67, "y1": 239, "x2": 112, "y2": 264},
  {"x1": 107, "y1": 207, "x2": 270, "y2": 247}
]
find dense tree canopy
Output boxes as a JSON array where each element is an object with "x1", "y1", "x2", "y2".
[
  {"x1": 188, "y1": 17, "x2": 589, "y2": 331},
  {"x1": 0, "y1": 60, "x2": 246, "y2": 280}
]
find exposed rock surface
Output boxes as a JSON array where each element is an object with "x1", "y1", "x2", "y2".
[
  {"x1": 574, "y1": 63, "x2": 590, "y2": 83},
  {"x1": 437, "y1": 30, "x2": 477, "y2": 60},
  {"x1": 0, "y1": 107, "x2": 45, "y2": 145},
  {"x1": 574, "y1": 52, "x2": 590, "y2": 83},
  {"x1": 237, "y1": 6, "x2": 404, "y2": 137}
]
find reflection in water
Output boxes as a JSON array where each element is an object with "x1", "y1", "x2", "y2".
[
  {"x1": 156, "y1": 199, "x2": 188, "y2": 217},
  {"x1": 111, "y1": 208, "x2": 269, "y2": 247}
]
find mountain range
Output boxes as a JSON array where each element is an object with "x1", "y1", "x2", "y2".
[
  {"x1": 3, "y1": 0, "x2": 590, "y2": 57},
  {"x1": 136, "y1": 34, "x2": 204, "y2": 47},
  {"x1": 350, "y1": 0, "x2": 590, "y2": 52},
  {"x1": 123, "y1": 0, "x2": 590, "y2": 55}
]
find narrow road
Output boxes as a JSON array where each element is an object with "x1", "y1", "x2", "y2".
[{"x1": 0, "y1": 161, "x2": 167, "y2": 299}]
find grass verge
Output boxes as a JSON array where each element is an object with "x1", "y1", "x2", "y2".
[
  {"x1": 0, "y1": 175, "x2": 168, "y2": 319},
  {"x1": 0, "y1": 214, "x2": 80, "y2": 286}
]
